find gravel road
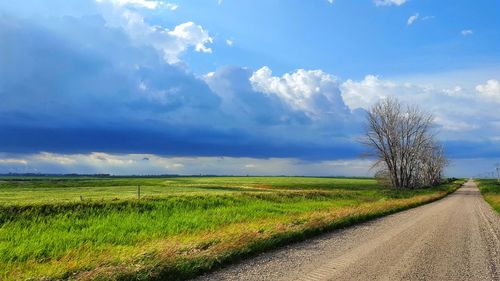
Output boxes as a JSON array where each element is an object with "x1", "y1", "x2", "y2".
[{"x1": 195, "y1": 180, "x2": 500, "y2": 281}]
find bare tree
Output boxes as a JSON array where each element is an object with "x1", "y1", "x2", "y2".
[
  {"x1": 362, "y1": 97, "x2": 447, "y2": 189},
  {"x1": 420, "y1": 143, "x2": 447, "y2": 186}
]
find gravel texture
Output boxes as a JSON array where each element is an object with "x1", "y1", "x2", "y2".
[{"x1": 194, "y1": 180, "x2": 500, "y2": 281}]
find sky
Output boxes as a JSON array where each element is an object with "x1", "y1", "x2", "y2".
[{"x1": 0, "y1": 0, "x2": 499, "y2": 177}]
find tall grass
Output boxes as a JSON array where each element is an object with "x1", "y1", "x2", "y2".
[
  {"x1": 0, "y1": 177, "x2": 378, "y2": 205},
  {"x1": 0, "y1": 177, "x2": 463, "y2": 280},
  {"x1": 477, "y1": 179, "x2": 500, "y2": 213}
]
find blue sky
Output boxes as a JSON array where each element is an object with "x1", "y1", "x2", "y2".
[{"x1": 0, "y1": 0, "x2": 499, "y2": 177}]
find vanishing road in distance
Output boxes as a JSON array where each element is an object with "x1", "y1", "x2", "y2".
[{"x1": 196, "y1": 180, "x2": 500, "y2": 281}]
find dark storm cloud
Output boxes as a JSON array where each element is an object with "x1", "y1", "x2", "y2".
[
  {"x1": 0, "y1": 6, "x2": 369, "y2": 161},
  {"x1": 0, "y1": 125, "x2": 363, "y2": 160}
]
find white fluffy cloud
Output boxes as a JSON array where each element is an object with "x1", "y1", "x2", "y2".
[
  {"x1": 97, "y1": 0, "x2": 178, "y2": 10},
  {"x1": 476, "y1": 79, "x2": 500, "y2": 102},
  {"x1": 169, "y1": 22, "x2": 213, "y2": 54},
  {"x1": 250, "y1": 66, "x2": 347, "y2": 118},
  {"x1": 339, "y1": 75, "x2": 498, "y2": 136},
  {"x1": 246, "y1": 68, "x2": 499, "y2": 139},
  {"x1": 118, "y1": 12, "x2": 212, "y2": 63},
  {"x1": 165, "y1": 3, "x2": 179, "y2": 10},
  {"x1": 407, "y1": 13, "x2": 419, "y2": 25},
  {"x1": 341, "y1": 75, "x2": 397, "y2": 110},
  {"x1": 98, "y1": 1, "x2": 212, "y2": 64},
  {"x1": 374, "y1": 0, "x2": 407, "y2": 6},
  {"x1": 97, "y1": 0, "x2": 160, "y2": 9}
]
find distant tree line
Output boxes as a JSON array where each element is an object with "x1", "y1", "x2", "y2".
[{"x1": 363, "y1": 97, "x2": 447, "y2": 189}]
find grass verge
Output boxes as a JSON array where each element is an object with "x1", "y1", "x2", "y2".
[{"x1": 476, "y1": 179, "x2": 500, "y2": 213}]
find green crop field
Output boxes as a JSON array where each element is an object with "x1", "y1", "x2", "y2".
[
  {"x1": 0, "y1": 176, "x2": 463, "y2": 280},
  {"x1": 477, "y1": 179, "x2": 500, "y2": 213}
]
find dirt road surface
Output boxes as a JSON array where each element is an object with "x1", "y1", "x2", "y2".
[{"x1": 195, "y1": 180, "x2": 500, "y2": 281}]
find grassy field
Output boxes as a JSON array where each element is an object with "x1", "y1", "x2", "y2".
[
  {"x1": 477, "y1": 179, "x2": 500, "y2": 213},
  {"x1": 0, "y1": 176, "x2": 463, "y2": 280}
]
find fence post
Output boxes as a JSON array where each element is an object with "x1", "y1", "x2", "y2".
[
  {"x1": 137, "y1": 185, "x2": 141, "y2": 200},
  {"x1": 80, "y1": 195, "x2": 84, "y2": 202}
]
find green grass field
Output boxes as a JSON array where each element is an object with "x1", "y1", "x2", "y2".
[
  {"x1": 476, "y1": 179, "x2": 500, "y2": 213},
  {"x1": 0, "y1": 176, "x2": 463, "y2": 280}
]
